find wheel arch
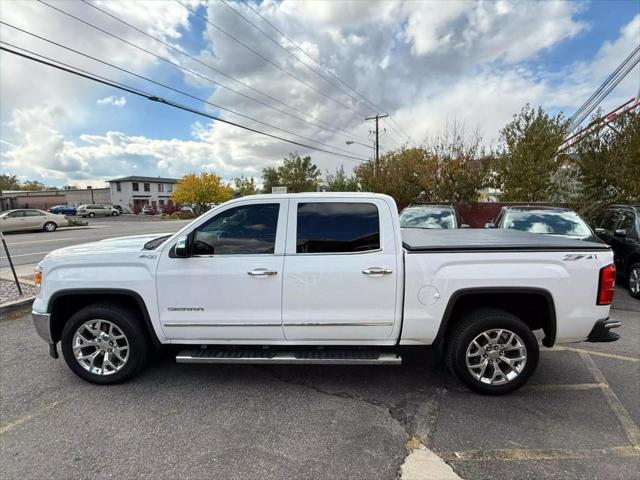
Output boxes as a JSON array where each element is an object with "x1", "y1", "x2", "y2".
[
  {"x1": 434, "y1": 287, "x2": 557, "y2": 348},
  {"x1": 48, "y1": 289, "x2": 160, "y2": 347}
]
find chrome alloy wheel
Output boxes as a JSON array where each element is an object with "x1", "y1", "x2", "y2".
[
  {"x1": 72, "y1": 319, "x2": 129, "y2": 376},
  {"x1": 630, "y1": 267, "x2": 640, "y2": 295},
  {"x1": 465, "y1": 329, "x2": 527, "y2": 385}
]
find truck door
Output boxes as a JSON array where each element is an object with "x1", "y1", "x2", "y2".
[
  {"x1": 282, "y1": 199, "x2": 400, "y2": 341},
  {"x1": 156, "y1": 199, "x2": 288, "y2": 341}
]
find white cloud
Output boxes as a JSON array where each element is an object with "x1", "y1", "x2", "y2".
[
  {"x1": 97, "y1": 95, "x2": 127, "y2": 107},
  {"x1": 1, "y1": 1, "x2": 638, "y2": 187}
]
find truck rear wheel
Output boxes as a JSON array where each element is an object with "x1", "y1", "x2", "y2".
[
  {"x1": 445, "y1": 308, "x2": 539, "y2": 395},
  {"x1": 61, "y1": 303, "x2": 150, "y2": 385}
]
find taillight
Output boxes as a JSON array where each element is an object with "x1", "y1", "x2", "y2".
[{"x1": 597, "y1": 263, "x2": 616, "y2": 305}]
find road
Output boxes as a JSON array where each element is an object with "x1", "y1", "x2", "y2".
[
  {"x1": 1, "y1": 306, "x2": 638, "y2": 480},
  {"x1": 0, "y1": 216, "x2": 189, "y2": 269}
]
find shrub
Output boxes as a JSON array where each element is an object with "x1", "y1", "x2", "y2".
[
  {"x1": 67, "y1": 218, "x2": 88, "y2": 227},
  {"x1": 169, "y1": 211, "x2": 195, "y2": 220}
]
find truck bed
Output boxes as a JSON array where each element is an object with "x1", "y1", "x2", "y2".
[{"x1": 401, "y1": 229, "x2": 610, "y2": 252}]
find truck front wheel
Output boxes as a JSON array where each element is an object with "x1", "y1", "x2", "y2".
[
  {"x1": 61, "y1": 303, "x2": 150, "y2": 384},
  {"x1": 445, "y1": 308, "x2": 539, "y2": 395}
]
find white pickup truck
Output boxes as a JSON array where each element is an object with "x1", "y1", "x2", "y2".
[{"x1": 32, "y1": 193, "x2": 620, "y2": 395}]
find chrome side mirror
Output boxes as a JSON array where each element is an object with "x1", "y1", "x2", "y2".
[
  {"x1": 484, "y1": 222, "x2": 495, "y2": 229},
  {"x1": 174, "y1": 235, "x2": 189, "y2": 257}
]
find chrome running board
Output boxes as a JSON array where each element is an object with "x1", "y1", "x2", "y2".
[{"x1": 176, "y1": 349, "x2": 402, "y2": 365}]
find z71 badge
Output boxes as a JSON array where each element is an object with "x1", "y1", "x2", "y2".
[{"x1": 563, "y1": 254, "x2": 598, "y2": 261}]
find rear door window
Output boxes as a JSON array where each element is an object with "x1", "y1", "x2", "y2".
[{"x1": 296, "y1": 202, "x2": 380, "y2": 253}]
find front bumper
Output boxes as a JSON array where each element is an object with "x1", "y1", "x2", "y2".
[
  {"x1": 587, "y1": 318, "x2": 622, "y2": 342},
  {"x1": 32, "y1": 311, "x2": 58, "y2": 358}
]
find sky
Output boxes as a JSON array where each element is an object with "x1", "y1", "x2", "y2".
[{"x1": 0, "y1": 0, "x2": 639, "y2": 189}]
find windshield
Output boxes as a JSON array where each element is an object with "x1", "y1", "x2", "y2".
[
  {"x1": 503, "y1": 210, "x2": 592, "y2": 237},
  {"x1": 399, "y1": 207, "x2": 456, "y2": 229}
]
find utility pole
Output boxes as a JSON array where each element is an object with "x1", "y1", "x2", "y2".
[{"x1": 365, "y1": 114, "x2": 388, "y2": 175}]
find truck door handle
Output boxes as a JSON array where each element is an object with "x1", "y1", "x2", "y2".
[
  {"x1": 362, "y1": 267, "x2": 393, "y2": 275},
  {"x1": 247, "y1": 268, "x2": 278, "y2": 277}
]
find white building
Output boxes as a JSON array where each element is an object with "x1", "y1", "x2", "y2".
[{"x1": 107, "y1": 176, "x2": 178, "y2": 213}]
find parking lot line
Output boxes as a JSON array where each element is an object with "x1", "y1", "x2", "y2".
[
  {"x1": 0, "y1": 251, "x2": 51, "y2": 259},
  {"x1": 0, "y1": 394, "x2": 77, "y2": 435},
  {"x1": 578, "y1": 351, "x2": 640, "y2": 447},
  {"x1": 525, "y1": 382, "x2": 607, "y2": 392},
  {"x1": 551, "y1": 345, "x2": 640, "y2": 363},
  {"x1": 438, "y1": 445, "x2": 640, "y2": 462}
]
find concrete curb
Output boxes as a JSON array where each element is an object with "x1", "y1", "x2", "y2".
[{"x1": 0, "y1": 295, "x2": 35, "y2": 315}]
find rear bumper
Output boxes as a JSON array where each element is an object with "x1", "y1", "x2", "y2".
[
  {"x1": 587, "y1": 318, "x2": 621, "y2": 342},
  {"x1": 32, "y1": 311, "x2": 58, "y2": 358}
]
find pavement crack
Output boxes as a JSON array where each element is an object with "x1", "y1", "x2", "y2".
[{"x1": 253, "y1": 366, "x2": 392, "y2": 409}]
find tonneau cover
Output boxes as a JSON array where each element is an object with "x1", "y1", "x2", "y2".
[{"x1": 402, "y1": 228, "x2": 610, "y2": 252}]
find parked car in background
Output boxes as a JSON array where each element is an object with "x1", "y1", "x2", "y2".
[
  {"x1": 399, "y1": 204, "x2": 468, "y2": 229},
  {"x1": 141, "y1": 205, "x2": 156, "y2": 215},
  {"x1": 48, "y1": 205, "x2": 77, "y2": 216},
  {"x1": 486, "y1": 206, "x2": 600, "y2": 242},
  {"x1": 0, "y1": 209, "x2": 66, "y2": 232},
  {"x1": 112, "y1": 205, "x2": 123, "y2": 214},
  {"x1": 593, "y1": 204, "x2": 640, "y2": 299},
  {"x1": 77, "y1": 204, "x2": 120, "y2": 218}
]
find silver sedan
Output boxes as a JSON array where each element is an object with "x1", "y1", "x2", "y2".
[{"x1": 0, "y1": 209, "x2": 67, "y2": 233}]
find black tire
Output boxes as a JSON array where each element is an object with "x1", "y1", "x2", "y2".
[
  {"x1": 445, "y1": 308, "x2": 539, "y2": 395},
  {"x1": 43, "y1": 221, "x2": 57, "y2": 232},
  {"x1": 61, "y1": 302, "x2": 151, "y2": 385},
  {"x1": 88, "y1": 212, "x2": 95, "y2": 218},
  {"x1": 628, "y1": 263, "x2": 640, "y2": 299}
]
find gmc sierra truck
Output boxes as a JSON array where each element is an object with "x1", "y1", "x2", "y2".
[{"x1": 32, "y1": 193, "x2": 620, "y2": 395}]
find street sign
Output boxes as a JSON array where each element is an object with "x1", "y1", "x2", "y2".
[{"x1": 271, "y1": 186, "x2": 287, "y2": 193}]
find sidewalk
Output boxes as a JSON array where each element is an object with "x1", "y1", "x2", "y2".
[{"x1": 0, "y1": 263, "x2": 38, "y2": 284}]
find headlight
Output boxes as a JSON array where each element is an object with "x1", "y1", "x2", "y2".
[{"x1": 34, "y1": 265, "x2": 42, "y2": 292}]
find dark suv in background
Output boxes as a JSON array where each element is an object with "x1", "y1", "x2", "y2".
[{"x1": 594, "y1": 204, "x2": 640, "y2": 299}]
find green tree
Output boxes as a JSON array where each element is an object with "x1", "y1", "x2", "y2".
[
  {"x1": 20, "y1": 180, "x2": 49, "y2": 191},
  {"x1": 420, "y1": 123, "x2": 489, "y2": 206},
  {"x1": 0, "y1": 174, "x2": 21, "y2": 191},
  {"x1": 324, "y1": 165, "x2": 359, "y2": 192},
  {"x1": 571, "y1": 109, "x2": 640, "y2": 210},
  {"x1": 233, "y1": 176, "x2": 258, "y2": 196},
  {"x1": 172, "y1": 172, "x2": 234, "y2": 213},
  {"x1": 492, "y1": 105, "x2": 569, "y2": 201},
  {"x1": 262, "y1": 153, "x2": 320, "y2": 193},
  {"x1": 354, "y1": 124, "x2": 488, "y2": 206},
  {"x1": 355, "y1": 147, "x2": 425, "y2": 205}
]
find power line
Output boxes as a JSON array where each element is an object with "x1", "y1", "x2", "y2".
[
  {"x1": 237, "y1": 0, "x2": 381, "y2": 113},
  {"x1": 0, "y1": 44, "x2": 369, "y2": 163},
  {"x1": 0, "y1": 29, "x2": 368, "y2": 160},
  {"x1": 77, "y1": 0, "x2": 369, "y2": 143},
  {"x1": 37, "y1": 0, "x2": 372, "y2": 144},
  {"x1": 234, "y1": 0, "x2": 415, "y2": 145},
  {"x1": 218, "y1": 0, "x2": 375, "y2": 115},
  {"x1": 567, "y1": 44, "x2": 640, "y2": 132},
  {"x1": 174, "y1": 0, "x2": 372, "y2": 119}
]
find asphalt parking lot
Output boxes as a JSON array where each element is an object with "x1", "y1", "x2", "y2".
[
  {"x1": 0, "y1": 216, "x2": 190, "y2": 268},
  {"x1": 1, "y1": 287, "x2": 638, "y2": 480}
]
